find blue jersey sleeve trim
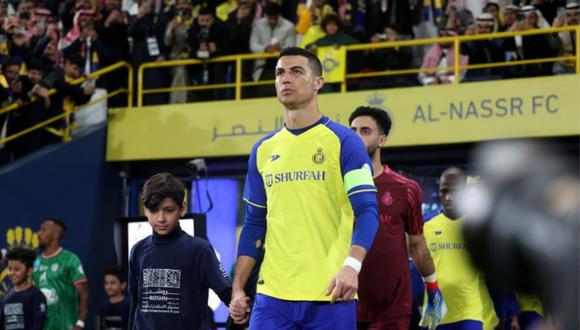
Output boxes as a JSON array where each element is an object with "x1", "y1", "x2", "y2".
[
  {"x1": 349, "y1": 190, "x2": 379, "y2": 251},
  {"x1": 237, "y1": 203, "x2": 267, "y2": 259}
]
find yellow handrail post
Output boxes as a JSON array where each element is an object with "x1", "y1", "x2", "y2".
[
  {"x1": 454, "y1": 37, "x2": 460, "y2": 84},
  {"x1": 63, "y1": 106, "x2": 72, "y2": 142},
  {"x1": 576, "y1": 26, "x2": 580, "y2": 74},
  {"x1": 235, "y1": 57, "x2": 242, "y2": 101},
  {"x1": 138, "y1": 65, "x2": 144, "y2": 107},
  {"x1": 127, "y1": 63, "x2": 134, "y2": 109}
]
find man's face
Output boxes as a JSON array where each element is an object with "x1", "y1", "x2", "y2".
[
  {"x1": 17, "y1": 1, "x2": 32, "y2": 13},
  {"x1": 44, "y1": 39, "x2": 57, "y2": 57},
  {"x1": 486, "y1": 5, "x2": 499, "y2": 18},
  {"x1": 325, "y1": 22, "x2": 338, "y2": 35},
  {"x1": 275, "y1": 55, "x2": 322, "y2": 110},
  {"x1": 37, "y1": 220, "x2": 60, "y2": 249},
  {"x1": 350, "y1": 115, "x2": 385, "y2": 159},
  {"x1": 0, "y1": 2, "x2": 8, "y2": 16},
  {"x1": 476, "y1": 23, "x2": 493, "y2": 34},
  {"x1": 197, "y1": 14, "x2": 213, "y2": 28},
  {"x1": 504, "y1": 10, "x2": 518, "y2": 25},
  {"x1": 27, "y1": 69, "x2": 43, "y2": 84},
  {"x1": 4, "y1": 64, "x2": 20, "y2": 82},
  {"x1": 64, "y1": 61, "x2": 81, "y2": 78},
  {"x1": 144, "y1": 197, "x2": 185, "y2": 236},
  {"x1": 104, "y1": 274, "x2": 126, "y2": 297},
  {"x1": 525, "y1": 12, "x2": 538, "y2": 27},
  {"x1": 267, "y1": 14, "x2": 279, "y2": 28},
  {"x1": 8, "y1": 260, "x2": 31, "y2": 287},
  {"x1": 439, "y1": 174, "x2": 463, "y2": 219},
  {"x1": 566, "y1": 10, "x2": 579, "y2": 25},
  {"x1": 105, "y1": 0, "x2": 118, "y2": 11},
  {"x1": 175, "y1": 0, "x2": 191, "y2": 12}
]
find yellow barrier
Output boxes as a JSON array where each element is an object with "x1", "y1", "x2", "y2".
[
  {"x1": 0, "y1": 61, "x2": 132, "y2": 147},
  {"x1": 138, "y1": 25, "x2": 580, "y2": 105}
]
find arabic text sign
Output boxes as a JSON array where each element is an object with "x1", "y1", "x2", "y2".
[{"x1": 107, "y1": 75, "x2": 579, "y2": 161}]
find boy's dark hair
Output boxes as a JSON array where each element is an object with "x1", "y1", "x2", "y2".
[
  {"x1": 141, "y1": 172, "x2": 186, "y2": 211},
  {"x1": 349, "y1": 106, "x2": 392, "y2": 136},
  {"x1": 2, "y1": 56, "x2": 21, "y2": 71},
  {"x1": 27, "y1": 58, "x2": 46, "y2": 73},
  {"x1": 104, "y1": 265, "x2": 126, "y2": 283},
  {"x1": 321, "y1": 13, "x2": 343, "y2": 33},
  {"x1": 6, "y1": 247, "x2": 36, "y2": 268},
  {"x1": 278, "y1": 47, "x2": 322, "y2": 77},
  {"x1": 64, "y1": 53, "x2": 84, "y2": 68},
  {"x1": 264, "y1": 1, "x2": 281, "y2": 16}
]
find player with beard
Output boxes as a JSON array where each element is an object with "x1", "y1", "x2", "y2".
[
  {"x1": 33, "y1": 218, "x2": 89, "y2": 330},
  {"x1": 349, "y1": 106, "x2": 447, "y2": 330}
]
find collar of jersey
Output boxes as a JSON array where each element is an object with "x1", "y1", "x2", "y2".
[
  {"x1": 42, "y1": 247, "x2": 63, "y2": 259},
  {"x1": 284, "y1": 115, "x2": 329, "y2": 136}
]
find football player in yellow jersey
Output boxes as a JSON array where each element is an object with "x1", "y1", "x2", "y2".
[
  {"x1": 423, "y1": 168, "x2": 498, "y2": 330},
  {"x1": 229, "y1": 47, "x2": 380, "y2": 329},
  {"x1": 515, "y1": 292, "x2": 544, "y2": 329}
]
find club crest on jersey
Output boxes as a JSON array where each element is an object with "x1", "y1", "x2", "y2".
[
  {"x1": 312, "y1": 148, "x2": 325, "y2": 164},
  {"x1": 381, "y1": 191, "x2": 393, "y2": 206},
  {"x1": 429, "y1": 242, "x2": 437, "y2": 252}
]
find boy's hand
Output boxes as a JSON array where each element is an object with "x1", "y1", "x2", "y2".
[{"x1": 229, "y1": 289, "x2": 251, "y2": 324}]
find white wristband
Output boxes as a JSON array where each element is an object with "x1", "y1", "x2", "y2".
[
  {"x1": 75, "y1": 320, "x2": 85, "y2": 328},
  {"x1": 422, "y1": 272, "x2": 437, "y2": 283},
  {"x1": 343, "y1": 256, "x2": 362, "y2": 273}
]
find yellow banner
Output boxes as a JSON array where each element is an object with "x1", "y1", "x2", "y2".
[
  {"x1": 318, "y1": 46, "x2": 346, "y2": 83},
  {"x1": 107, "y1": 75, "x2": 580, "y2": 161}
]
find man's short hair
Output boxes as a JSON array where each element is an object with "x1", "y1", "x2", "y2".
[
  {"x1": 45, "y1": 218, "x2": 67, "y2": 239},
  {"x1": 141, "y1": 172, "x2": 186, "y2": 211},
  {"x1": 264, "y1": 1, "x2": 281, "y2": 16},
  {"x1": 6, "y1": 247, "x2": 36, "y2": 268},
  {"x1": 278, "y1": 47, "x2": 323, "y2": 77},
  {"x1": 198, "y1": 6, "x2": 214, "y2": 16},
  {"x1": 348, "y1": 106, "x2": 392, "y2": 136},
  {"x1": 104, "y1": 265, "x2": 126, "y2": 283},
  {"x1": 27, "y1": 58, "x2": 46, "y2": 73},
  {"x1": 64, "y1": 53, "x2": 84, "y2": 68}
]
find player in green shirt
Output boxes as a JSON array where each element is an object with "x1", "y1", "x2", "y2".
[{"x1": 33, "y1": 218, "x2": 89, "y2": 330}]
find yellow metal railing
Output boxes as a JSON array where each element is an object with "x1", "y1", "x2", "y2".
[
  {"x1": 0, "y1": 61, "x2": 132, "y2": 146},
  {"x1": 138, "y1": 25, "x2": 580, "y2": 105}
]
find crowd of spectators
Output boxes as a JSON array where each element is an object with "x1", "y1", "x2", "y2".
[{"x1": 0, "y1": 0, "x2": 577, "y2": 162}]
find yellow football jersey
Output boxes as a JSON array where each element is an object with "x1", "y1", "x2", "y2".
[
  {"x1": 515, "y1": 292, "x2": 544, "y2": 316},
  {"x1": 424, "y1": 214, "x2": 498, "y2": 326},
  {"x1": 244, "y1": 117, "x2": 376, "y2": 301}
]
